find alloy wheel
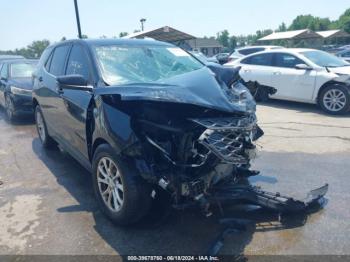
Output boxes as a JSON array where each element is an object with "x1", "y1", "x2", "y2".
[
  {"x1": 97, "y1": 157, "x2": 124, "y2": 212},
  {"x1": 5, "y1": 96, "x2": 14, "y2": 120},
  {"x1": 323, "y1": 89, "x2": 347, "y2": 112}
]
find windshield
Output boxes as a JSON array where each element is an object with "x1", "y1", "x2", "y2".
[
  {"x1": 94, "y1": 45, "x2": 204, "y2": 85},
  {"x1": 11, "y1": 62, "x2": 36, "y2": 78},
  {"x1": 301, "y1": 50, "x2": 349, "y2": 67}
]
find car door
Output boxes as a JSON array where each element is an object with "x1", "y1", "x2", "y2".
[
  {"x1": 57, "y1": 43, "x2": 94, "y2": 161},
  {"x1": 270, "y1": 52, "x2": 316, "y2": 102},
  {"x1": 0, "y1": 63, "x2": 8, "y2": 106},
  {"x1": 239, "y1": 53, "x2": 274, "y2": 87},
  {"x1": 39, "y1": 44, "x2": 71, "y2": 139}
]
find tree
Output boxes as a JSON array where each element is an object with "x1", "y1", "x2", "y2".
[
  {"x1": 337, "y1": 8, "x2": 350, "y2": 33},
  {"x1": 119, "y1": 32, "x2": 128, "y2": 37},
  {"x1": 229, "y1": 36, "x2": 237, "y2": 50},
  {"x1": 277, "y1": 22, "x2": 287, "y2": 32},
  {"x1": 26, "y1": 40, "x2": 50, "y2": 58},
  {"x1": 216, "y1": 30, "x2": 230, "y2": 48}
]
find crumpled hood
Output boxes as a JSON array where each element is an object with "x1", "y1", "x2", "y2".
[
  {"x1": 9, "y1": 78, "x2": 33, "y2": 90},
  {"x1": 94, "y1": 67, "x2": 254, "y2": 113}
]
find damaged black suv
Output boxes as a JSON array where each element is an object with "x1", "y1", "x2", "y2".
[{"x1": 32, "y1": 39, "x2": 327, "y2": 225}]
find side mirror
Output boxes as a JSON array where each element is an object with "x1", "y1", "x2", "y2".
[
  {"x1": 56, "y1": 75, "x2": 92, "y2": 91},
  {"x1": 295, "y1": 64, "x2": 312, "y2": 70},
  {"x1": 0, "y1": 77, "x2": 7, "y2": 81}
]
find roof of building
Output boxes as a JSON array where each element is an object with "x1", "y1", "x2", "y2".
[
  {"x1": 124, "y1": 26, "x2": 196, "y2": 42},
  {"x1": 316, "y1": 30, "x2": 350, "y2": 38},
  {"x1": 258, "y1": 29, "x2": 321, "y2": 41},
  {"x1": 187, "y1": 38, "x2": 223, "y2": 48}
]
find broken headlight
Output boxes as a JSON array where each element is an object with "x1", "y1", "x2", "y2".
[{"x1": 226, "y1": 82, "x2": 256, "y2": 113}]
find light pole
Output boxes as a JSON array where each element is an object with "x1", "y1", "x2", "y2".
[
  {"x1": 140, "y1": 18, "x2": 146, "y2": 31},
  {"x1": 74, "y1": 0, "x2": 82, "y2": 39}
]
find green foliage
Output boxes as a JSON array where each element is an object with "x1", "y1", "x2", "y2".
[
  {"x1": 0, "y1": 40, "x2": 50, "y2": 59},
  {"x1": 337, "y1": 9, "x2": 350, "y2": 33},
  {"x1": 119, "y1": 32, "x2": 128, "y2": 37},
  {"x1": 216, "y1": 30, "x2": 230, "y2": 47}
]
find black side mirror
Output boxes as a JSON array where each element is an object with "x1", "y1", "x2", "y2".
[
  {"x1": 0, "y1": 77, "x2": 7, "y2": 81},
  {"x1": 295, "y1": 64, "x2": 313, "y2": 70},
  {"x1": 56, "y1": 75, "x2": 92, "y2": 91}
]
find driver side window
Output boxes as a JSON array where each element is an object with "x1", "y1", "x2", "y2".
[
  {"x1": 273, "y1": 53, "x2": 304, "y2": 68},
  {"x1": 65, "y1": 44, "x2": 90, "y2": 81}
]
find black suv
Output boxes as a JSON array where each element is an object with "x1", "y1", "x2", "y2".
[{"x1": 32, "y1": 39, "x2": 326, "y2": 226}]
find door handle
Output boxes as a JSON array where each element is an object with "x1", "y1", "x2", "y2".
[
  {"x1": 273, "y1": 71, "x2": 282, "y2": 75},
  {"x1": 38, "y1": 76, "x2": 43, "y2": 82},
  {"x1": 244, "y1": 69, "x2": 251, "y2": 73}
]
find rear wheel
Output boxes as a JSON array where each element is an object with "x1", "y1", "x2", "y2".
[
  {"x1": 319, "y1": 85, "x2": 350, "y2": 115},
  {"x1": 92, "y1": 144, "x2": 152, "y2": 225},
  {"x1": 5, "y1": 94, "x2": 15, "y2": 122},
  {"x1": 35, "y1": 105, "x2": 56, "y2": 148}
]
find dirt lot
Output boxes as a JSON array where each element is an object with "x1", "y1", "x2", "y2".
[{"x1": 0, "y1": 100, "x2": 349, "y2": 256}]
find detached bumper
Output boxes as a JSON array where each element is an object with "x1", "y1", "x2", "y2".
[{"x1": 210, "y1": 183, "x2": 328, "y2": 213}]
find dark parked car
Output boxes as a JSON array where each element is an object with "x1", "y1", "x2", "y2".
[
  {"x1": 32, "y1": 39, "x2": 327, "y2": 225},
  {"x1": 0, "y1": 59, "x2": 38, "y2": 120},
  {"x1": 336, "y1": 49, "x2": 350, "y2": 63}
]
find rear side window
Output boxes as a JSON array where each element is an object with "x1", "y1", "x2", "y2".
[
  {"x1": 239, "y1": 48, "x2": 264, "y2": 56},
  {"x1": 0, "y1": 64, "x2": 8, "y2": 79},
  {"x1": 241, "y1": 53, "x2": 273, "y2": 66},
  {"x1": 273, "y1": 53, "x2": 304, "y2": 68},
  {"x1": 49, "y1": 45, "x2": 70, "y2": 76},
  {"x1": 66, "y1": 45, "x2": 90, "y2": 80}
]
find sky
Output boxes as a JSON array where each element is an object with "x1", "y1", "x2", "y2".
[{"x1": 0, "y1": 0, "x2": 349, "y2": 50}]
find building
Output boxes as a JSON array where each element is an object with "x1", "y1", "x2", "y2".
[
  {"x1": 124, "y1": 26, "x2": 223, "y2": 57},
  {"x1": 186, "y1": 38, "x2": 223, "y2": 57}
]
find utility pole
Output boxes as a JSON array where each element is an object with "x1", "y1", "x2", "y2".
[
  {"x1": 74, "y1": 0, "x2": 82, "y2": 39},
  {"x1": 140, "y1": 18, "x2": 146, "y2": 31}
]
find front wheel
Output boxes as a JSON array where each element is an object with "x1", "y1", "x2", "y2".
[
  {"x1": 319, "y1": 85, "x2": 350, "y2": 115},
  {"x1": 5, "y1": 94, "x2": 15, "y2": 122},
  {"x1": 92, "y1": 144, "x2": 152, "y2": 225}
]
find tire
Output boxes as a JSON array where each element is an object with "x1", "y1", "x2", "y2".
[
  {"x1": 319, "y1": 84, "x2": 350, "y2": 115},
  {"x1": 35, "y1": 105, "x2": 56, "y2": 148},
  {"x1": 92, "y1": 144, "x2": 152, "y2": 226},
  {"x1": 5, "y1": 94, "x2": 16, "y2": 122}
]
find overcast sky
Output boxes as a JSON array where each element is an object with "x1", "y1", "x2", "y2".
[{"x1": 0, "y1": 0, "x2": 349, "y2": 50}]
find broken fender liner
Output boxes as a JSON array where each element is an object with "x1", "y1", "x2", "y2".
[{"x1": 210, "y1": 183, "x2": 328, "y2": 213}]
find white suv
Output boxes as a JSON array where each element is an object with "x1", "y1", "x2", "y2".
[
  {"x1": 226, "y1": 46, "x2": 284, "y2": 64},
  {"x1": 226, "y1": 48, "x2": 350, "y2": 115}
]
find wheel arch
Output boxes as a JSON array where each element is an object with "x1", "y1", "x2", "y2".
[
  {"x1": 32, "y1": 97, "x2": 39, "y2": 110},
  {"x1": 316, "y1": 81, "x2": 349, "y2": 105},
  {"x1": 91, "y1": 137, "x2": 110, "y2": 161}
]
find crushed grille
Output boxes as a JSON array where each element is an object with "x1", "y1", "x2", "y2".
[
  {"x1": 192, "y1": 115, "x2": 257, "y2": 164},
  {"x1": 190, "y1": 114, "x2": 256, "y2": 130}
]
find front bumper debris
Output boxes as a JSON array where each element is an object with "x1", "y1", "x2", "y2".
[{"x1": 210, "y1": 182, "x2": 328, "y2": 213}]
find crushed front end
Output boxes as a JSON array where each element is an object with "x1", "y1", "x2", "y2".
[{"x1": 97, "y1": 66, "x2": 328, "y2": 217}]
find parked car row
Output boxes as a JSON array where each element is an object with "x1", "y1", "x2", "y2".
[{"x1": 0, "y1": 56, "x2": 38, "y2": 120}]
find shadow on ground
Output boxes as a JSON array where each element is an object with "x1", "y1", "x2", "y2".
[
  {"x1": 31, "y1": 137, "x2": 313, "y2": 257},
  {"x1": 259, "y1": 99, "x2": 350, "y2": 117}
]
